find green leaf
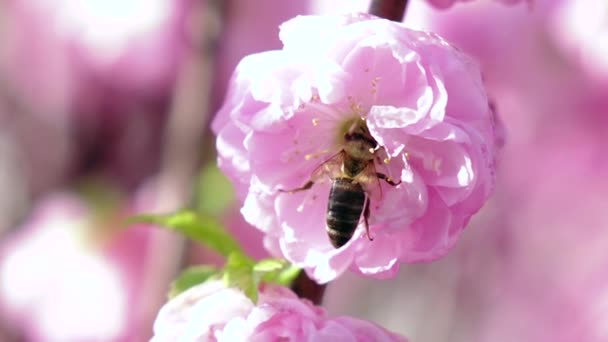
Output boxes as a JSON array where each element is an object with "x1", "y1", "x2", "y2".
[
  {"x1": 274, "y1": 264, "x2": 301, "y2": 286},
  {"x1": 196, "y1": 164, "x2": 235, "y2": 216},
  {"x1": 253, "y1": 258, "x2": 300, "y2": 287},
  {"x1": 253, "y1": 258, "x2": 288, "y2": 273},
  {"x1": 223, "y1": 252, "x2": 257, "y2": 302},
  {"x1": 169, "y1": 265, "x2": 220, "y2": 298},
  {"x1": 128, "y1": 211, "x2": 244, "y2": 257}
]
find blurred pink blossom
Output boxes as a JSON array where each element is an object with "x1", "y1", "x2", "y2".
[
  {"x1": 213, "y1": 14, "x2": 500, "y2": 283},
  {"x1": 0, "y1": 0, "x2": 192, "y2": 194},
  {"x1": 426, "y1": 0, "x2": 528, "y2": 9},
  {"x1": 550, "y1": 0, "x2": 608, "y2": 85},
  {"x1": 0, "y1": 192, "x2": 153, "y2": 341},
  {"x1": 152, "y1": 281, "x2": 407, "y2": 342}
]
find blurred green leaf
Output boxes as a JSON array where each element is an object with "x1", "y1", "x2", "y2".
[
  {"x1": 197, "y1": 164, "x2": 235, "y2": 215},
  {"x1": 223, "y1": 252, "x2": 257, "y2": 302},
  {"x1": 273, "y1": 264, "x2": 301, "y2": 287},
  {"x1": 253, "y1": 258, "x2": 287, "y2": 273},
  {"x1": 128, "y1": 211, "x2": 244, "y2": 257},
  {"x1": 166, "y1": 254, "x2": 300, "y2": 303},
  {"x1": 169, "y1": 265, "x2": 220, "y2": 298},
  {"x1": 254, "y1": 259, "x2": 300, "y2": 287}
]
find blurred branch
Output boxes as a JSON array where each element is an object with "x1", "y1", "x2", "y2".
[
  {"x1": 291, "y1": 271, "x2": 327, "y2": 305},
  {"x1": 137, "y1": 0, "x2": 225, "y2": 336},
  {"x1": 368, "y1": 0, "x2": 408, "y2": 22}
]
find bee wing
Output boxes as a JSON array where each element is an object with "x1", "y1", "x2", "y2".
[
  {"x1": 279, "y1": 150, "x2": 344, "y2": 193},
  {"x1": 355, "y1": 162, "x2": 383, "y2": 198},
  {"x1": 309, "y1": 150, "x2": 344, "y2": 182}
]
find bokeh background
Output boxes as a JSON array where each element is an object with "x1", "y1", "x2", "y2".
[{"x1": 0, "y1": 0, "x2": 606, "y2": 341}]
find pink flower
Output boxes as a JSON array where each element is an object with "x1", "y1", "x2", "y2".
[
  {"x1": 152, "y1": 281, "x2": 407, "y2": 342},
  {"x1": 213, "y1": 14, "x2": 500, "y2": 283}
]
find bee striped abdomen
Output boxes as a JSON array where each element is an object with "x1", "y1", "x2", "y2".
[{"x1": 326, "y1": 177, "x2": 365, "y2": 248}]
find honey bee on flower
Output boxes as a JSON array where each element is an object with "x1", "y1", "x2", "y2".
[{"x1": 212, "y1": 13, "x2": 502, "y2": 283}]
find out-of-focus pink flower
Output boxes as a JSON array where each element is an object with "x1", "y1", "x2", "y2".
[
  {"x1": 0, "y1": 194, "x2": 126, "y2": 341},
  {"x1": 425, "y1": 0, "x2": 527, "y2": 9},
  {"x1": 152, "y1": 281, "x2": 407, "y2": 342},
  {"x1": 550, "y1": 0, "x2": 608, "y2": 85},
  {"x1": 0, "y1": 0, "x2": 191, "y2": 193},
  {"x1": 7, "y1": 0, "x2": 185, "y2": 93},
  {"x1": 0, "y1": 192, "x2": 153, "y2": 341},
  {"x1": 425, "y1": 0, "x2": 471, "y2": 8},
  {"x1": 213, "y1": 14, "x2": 500, "y2": 283}
]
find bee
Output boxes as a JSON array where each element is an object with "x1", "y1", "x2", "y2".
[{"x1": 279, "y1": 119, "x2": 400, "y2": 248}]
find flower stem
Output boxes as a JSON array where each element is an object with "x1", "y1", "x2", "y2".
[
  {"x1": 291, "y1": 271, "x2": 327, "y2": 305},
  {"x1": 368, "y1": 0, "x2": 408, "y2": 22}
]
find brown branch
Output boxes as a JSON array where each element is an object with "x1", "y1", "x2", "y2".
[
  {"x1": 291, "y1": 271, "x2": 327, "y2": 305},
  {"x1": 368, "y1": 0, "x2": 409, "y2": 22}
]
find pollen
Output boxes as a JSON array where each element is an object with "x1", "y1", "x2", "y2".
[
  {"x1": 305, "y1": 149, "x2": 330, "y2": 160},
  {"x1": 384, "y1": 158, "x2": 390, "y2": 164},
  {"x1": 312, "y1": 118, "x2": 320, "y2": 126},
  {"x1": 350, "y1": 102, "x2": 363, "y2": 114},
  {"x1": 371, "y1": 77, "x2": 380, "y2": 93}
]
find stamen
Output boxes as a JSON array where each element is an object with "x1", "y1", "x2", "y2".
[
  {"x1": 307, "y1": 102, "x2": 342, "y2": 121},
  {"x1": 384, "y1": 158, "x2": 390, "y2": 164},
  {"x1": 304, "y1": 149, "x2": 330, "y2": 160}
]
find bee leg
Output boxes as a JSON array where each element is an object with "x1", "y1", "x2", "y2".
[
  {"x1": 278, "y1": 180, "x2": 314, "y2": 194},
  {"x1": 376, "y1": 172, "x2": 401, "y2": 186},
  {"x1": 363, "y1": 195, "x2": 373, "y2": 241}
]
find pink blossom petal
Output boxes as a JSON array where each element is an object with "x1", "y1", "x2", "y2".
[
  {"x1": 152, "y1": 282, "x2": 407, "y2": 341},
  {"x1": 351, "y1": 233, "x2": 401, "y2": 278},
  {"x1": 401, "y1": 189, "x2": 453, "y2": 262}
]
